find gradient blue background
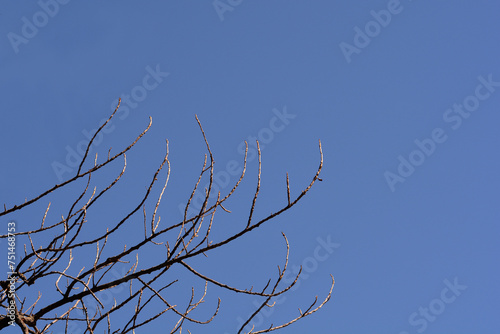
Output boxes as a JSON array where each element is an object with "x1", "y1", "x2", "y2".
[{"x1": 1, "y1": 1, "x2": 499, "y2": 333}]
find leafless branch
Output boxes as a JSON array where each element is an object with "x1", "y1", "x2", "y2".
[{"x1": 0, "y1": 107, "x2": 333, "y2": 333}]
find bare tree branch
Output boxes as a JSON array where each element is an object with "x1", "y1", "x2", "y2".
[{"x1": 0, "y1": 106, "x2": 333, "y2": 333}]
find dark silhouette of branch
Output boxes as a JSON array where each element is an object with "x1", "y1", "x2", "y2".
[{"x1": 0, "y1": 101, "x2": 334, "y2": 333}]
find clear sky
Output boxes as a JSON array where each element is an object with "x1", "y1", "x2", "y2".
[{"x1": 1, "y1": 1, "x2": 499, "y2": 333}]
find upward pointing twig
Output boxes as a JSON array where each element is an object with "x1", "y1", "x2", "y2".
[{"x1": 286, "y1": 172, "x2": 291, "y2": 206}]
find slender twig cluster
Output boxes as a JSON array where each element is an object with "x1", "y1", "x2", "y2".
[{"x1": 0, "y1": 100, "x2": 334, "y2": 333}]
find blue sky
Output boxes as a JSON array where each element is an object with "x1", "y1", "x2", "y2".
[{"x1": 1, "y1": 1, "x2": 499, "y2": 333}]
